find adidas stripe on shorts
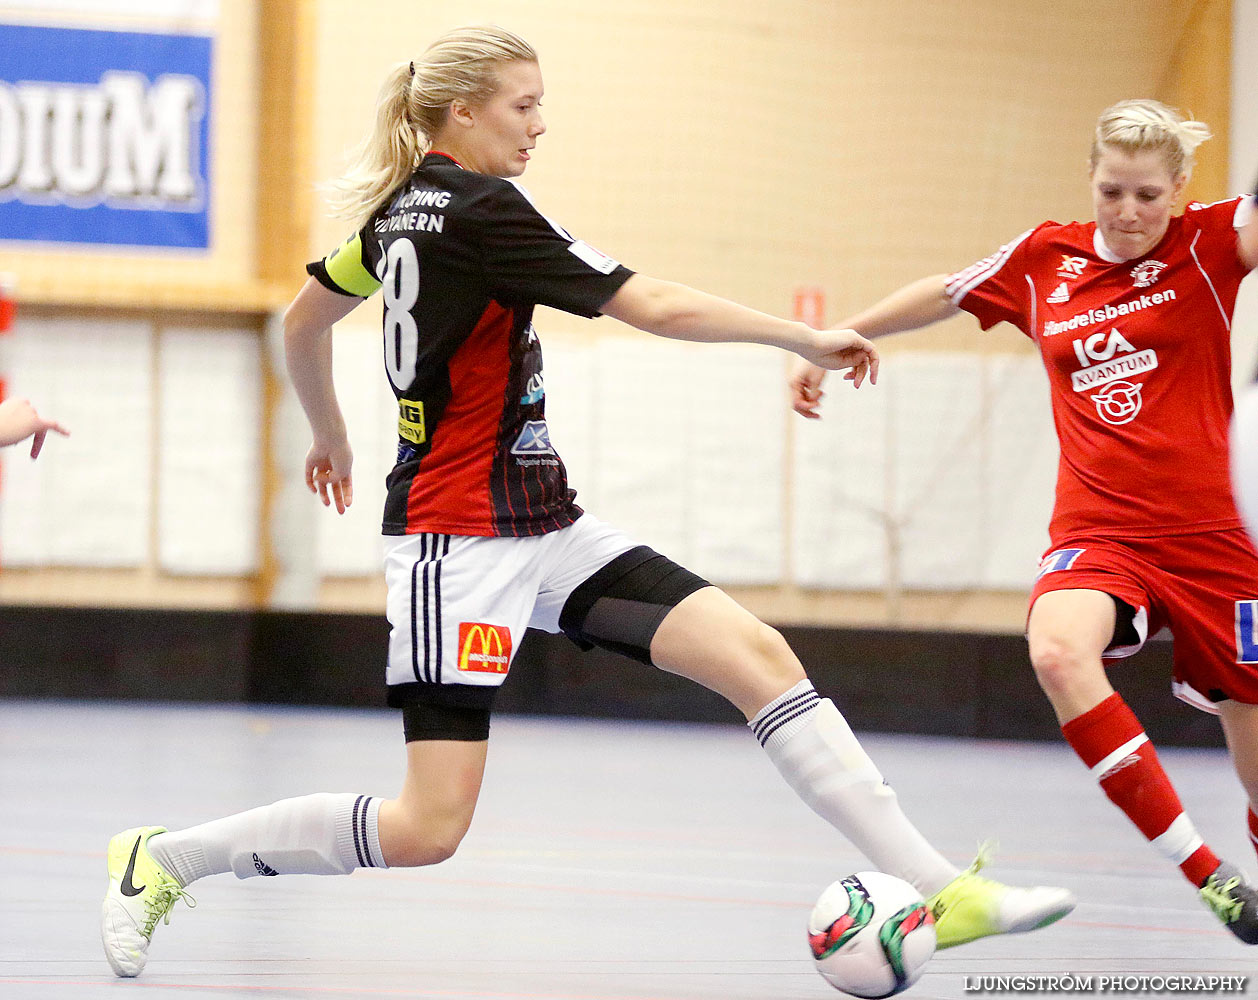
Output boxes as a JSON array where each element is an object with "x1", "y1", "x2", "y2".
[{"x1": 383, "y1": 512, "x2": 691, "y2": 711}]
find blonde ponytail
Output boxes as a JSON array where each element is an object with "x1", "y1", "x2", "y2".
[
  {"x1": 324, "y1": 62, "x2": 424, "y2": 226},
  {"x1": 324, "y1": 26, "x2": 537, "y2": 227}
]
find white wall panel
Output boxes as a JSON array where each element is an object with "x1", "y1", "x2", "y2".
[
  {"x1": 589, "y1": 336, "x2": 692, "y2": 561},
  {"x1": 894, "y1": 354, "x2": 987, "y2": 589},
  {"x1": 316, "y1": 325, "x2": 392, "y2": 577},
  {"x1": 157, "y1": 326, "x2": 260, "y2": 574},
  {"x1": 982, "y1": 355, "x2": 1057, "y2": 588},
  {"x1": 265, "y1": 313, "x2": 319, "y2": 607},
  {"x1": 687, "y1": 345, "x2": 785, "y2": 584},
  {"x1": 790, "y1": 372, "x2": 889, "y2": 589},
  {"x1": 0, "y1": 315, "x2": 151, "y2": 567},
  {"x1": 790, "y1": 352, "x2": 1059, "y2": 593}
]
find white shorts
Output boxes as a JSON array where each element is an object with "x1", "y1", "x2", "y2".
[{"x1": 382, "y1": 513, "x2": 638, "y2": 701}]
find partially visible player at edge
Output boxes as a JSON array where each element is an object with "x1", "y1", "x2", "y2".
[
  {"x1": 0, "y1": 397, "x2": 67, "y2": 458},
  {"x1": 100, "y1": 25, "x2": 1073, "y2": 978},
  {"x1": 791, "y1": 99, "x2": 1258, "y2": 943},
  {"x1": 1228, "y1": 175, "x2": 1258, "y2": 551}
]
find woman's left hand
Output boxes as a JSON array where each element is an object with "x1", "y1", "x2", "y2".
[
  {"x1": 801, "y1": 328, "x2": 879, "y2": 388},
  {"x1": 305, "y1": 436, "x2": 354, "y2": 514}
]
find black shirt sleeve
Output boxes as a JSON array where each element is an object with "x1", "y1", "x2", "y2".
[{"x1": 475, "y1": 181, "x2": 634, "y2": 317}]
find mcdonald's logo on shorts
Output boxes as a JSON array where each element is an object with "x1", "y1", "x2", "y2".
[{"x1": 457, "y1": 622, "x2": 512, "y2": 674}]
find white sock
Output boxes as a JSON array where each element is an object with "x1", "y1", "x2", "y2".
[
  {"x1": 750, "y1": 680, "x2": 959, "y2": 896},
  {"x1": 148, "y1": 793, "x2": 387, "y2": 886}
]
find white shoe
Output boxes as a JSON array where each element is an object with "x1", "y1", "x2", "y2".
[
  {"x1": 926, "y1": 846, "x2": 1075, "y2": 949},
  {"x1": 101, "y1": 826, "x2": 195, "y2": 977}
]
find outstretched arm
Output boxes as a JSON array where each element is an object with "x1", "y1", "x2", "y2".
[
  {"x1": 0, "y1": 397, "x2": 69, "y2": 458},
  {"x1": 790, "y1": 274, "x2": 958, "y2": 419},
  {"x1": 601, "y1": 274, "x2": 879, "y2": 387},
  {"x1": 283, "y1": 277, "x2": 362, "y2": 514}
]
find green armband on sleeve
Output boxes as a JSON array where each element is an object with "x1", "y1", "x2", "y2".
[{"x1": 324, "y1": 232, "x2": 382, "y2": 298}]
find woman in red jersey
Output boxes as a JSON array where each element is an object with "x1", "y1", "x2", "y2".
[
  {"x1": 791, "y1": 98, "x2": 1258, "y2": 943},
  {"x1": 99, "y1": 25, "x2": 1071, "y2": 978}
]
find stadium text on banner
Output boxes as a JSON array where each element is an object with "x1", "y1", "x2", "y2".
[{"x1": 0, "y1": 22, "x2": 212, "y2": 249}]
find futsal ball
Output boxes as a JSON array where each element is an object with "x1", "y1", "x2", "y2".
[{"x1": 807, "y1": 871, "x2": 936, "y2": 998}]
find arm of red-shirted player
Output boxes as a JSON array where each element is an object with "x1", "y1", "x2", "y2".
[
  {"x1": 283, "y1": 277, "x2": 363, "y2": 514},
  {"x1": 600, "y1": 273, "x2": 880, "y2": 387},
  {"x1": 789, "y1": 274, "x2": 958, "y2": 420}
]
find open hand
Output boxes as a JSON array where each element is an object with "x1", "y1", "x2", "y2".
[{"x1": 305, "y1": 437, "x2": 354, "y2": 514}]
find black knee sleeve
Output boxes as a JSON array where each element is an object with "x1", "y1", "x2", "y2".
[{"x1": 558, "y1": 545, "x2": 709, "y2": 664}]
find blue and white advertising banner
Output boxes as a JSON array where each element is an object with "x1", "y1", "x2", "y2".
[{"x1": 0, "y1": 23, "x2": 213, "y2": 249}]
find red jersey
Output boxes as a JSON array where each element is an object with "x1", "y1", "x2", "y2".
[{"x1": 947, "y1": 195, "x2": 1255, "y2": 542}]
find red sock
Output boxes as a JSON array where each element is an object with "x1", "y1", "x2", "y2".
[
  {"x1": 1249, "y1": 807, "x2": 1258, "y2": 866},
  {"x1": 1062, "y1": 693, "x2": 1218, "y2": 887}
]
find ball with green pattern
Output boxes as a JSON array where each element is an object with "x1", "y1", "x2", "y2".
[{"x1": 808, "y1": 871, "x2": 937, "y2": 997}]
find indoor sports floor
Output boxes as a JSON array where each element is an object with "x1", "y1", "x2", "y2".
[{"x1": 1, "y1": 698, "x2": 1253, "y2": 999}]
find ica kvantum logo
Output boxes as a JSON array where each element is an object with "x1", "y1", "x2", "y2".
[{"x1": 0, "y1": 23, "x2": 212, "y2": 248}]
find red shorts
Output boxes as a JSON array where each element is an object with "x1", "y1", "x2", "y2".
[{"x1": 1029, "y1": 528, "x2": 1258, "y2": 713}]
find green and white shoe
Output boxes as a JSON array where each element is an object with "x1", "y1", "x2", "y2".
[
  {"x1": 101, "y1": 826, "x2": 195, "y2": 977},
  {"x1": 1201, "y1": 862, "x2": 1258, "y2": 944},
  {"x1": 926, "y1": 846, "x2": 1075, "y2": 949}
]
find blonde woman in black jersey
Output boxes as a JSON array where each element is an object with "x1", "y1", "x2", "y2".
[{"x1": 101, "y1": 25, "x2": 1073, "y2": 978}]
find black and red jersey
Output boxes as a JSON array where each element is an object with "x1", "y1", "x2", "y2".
[{"x1": 308, "y1": 152, "x2": 634, "y2": 537}]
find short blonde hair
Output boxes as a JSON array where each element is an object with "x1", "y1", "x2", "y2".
[
  {"x1": 1089, "y1": 99, "x2": 1212, "y2": 180},
  {"x1": 326, "y1": 26, "x2": 537, "y2": 226}
]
